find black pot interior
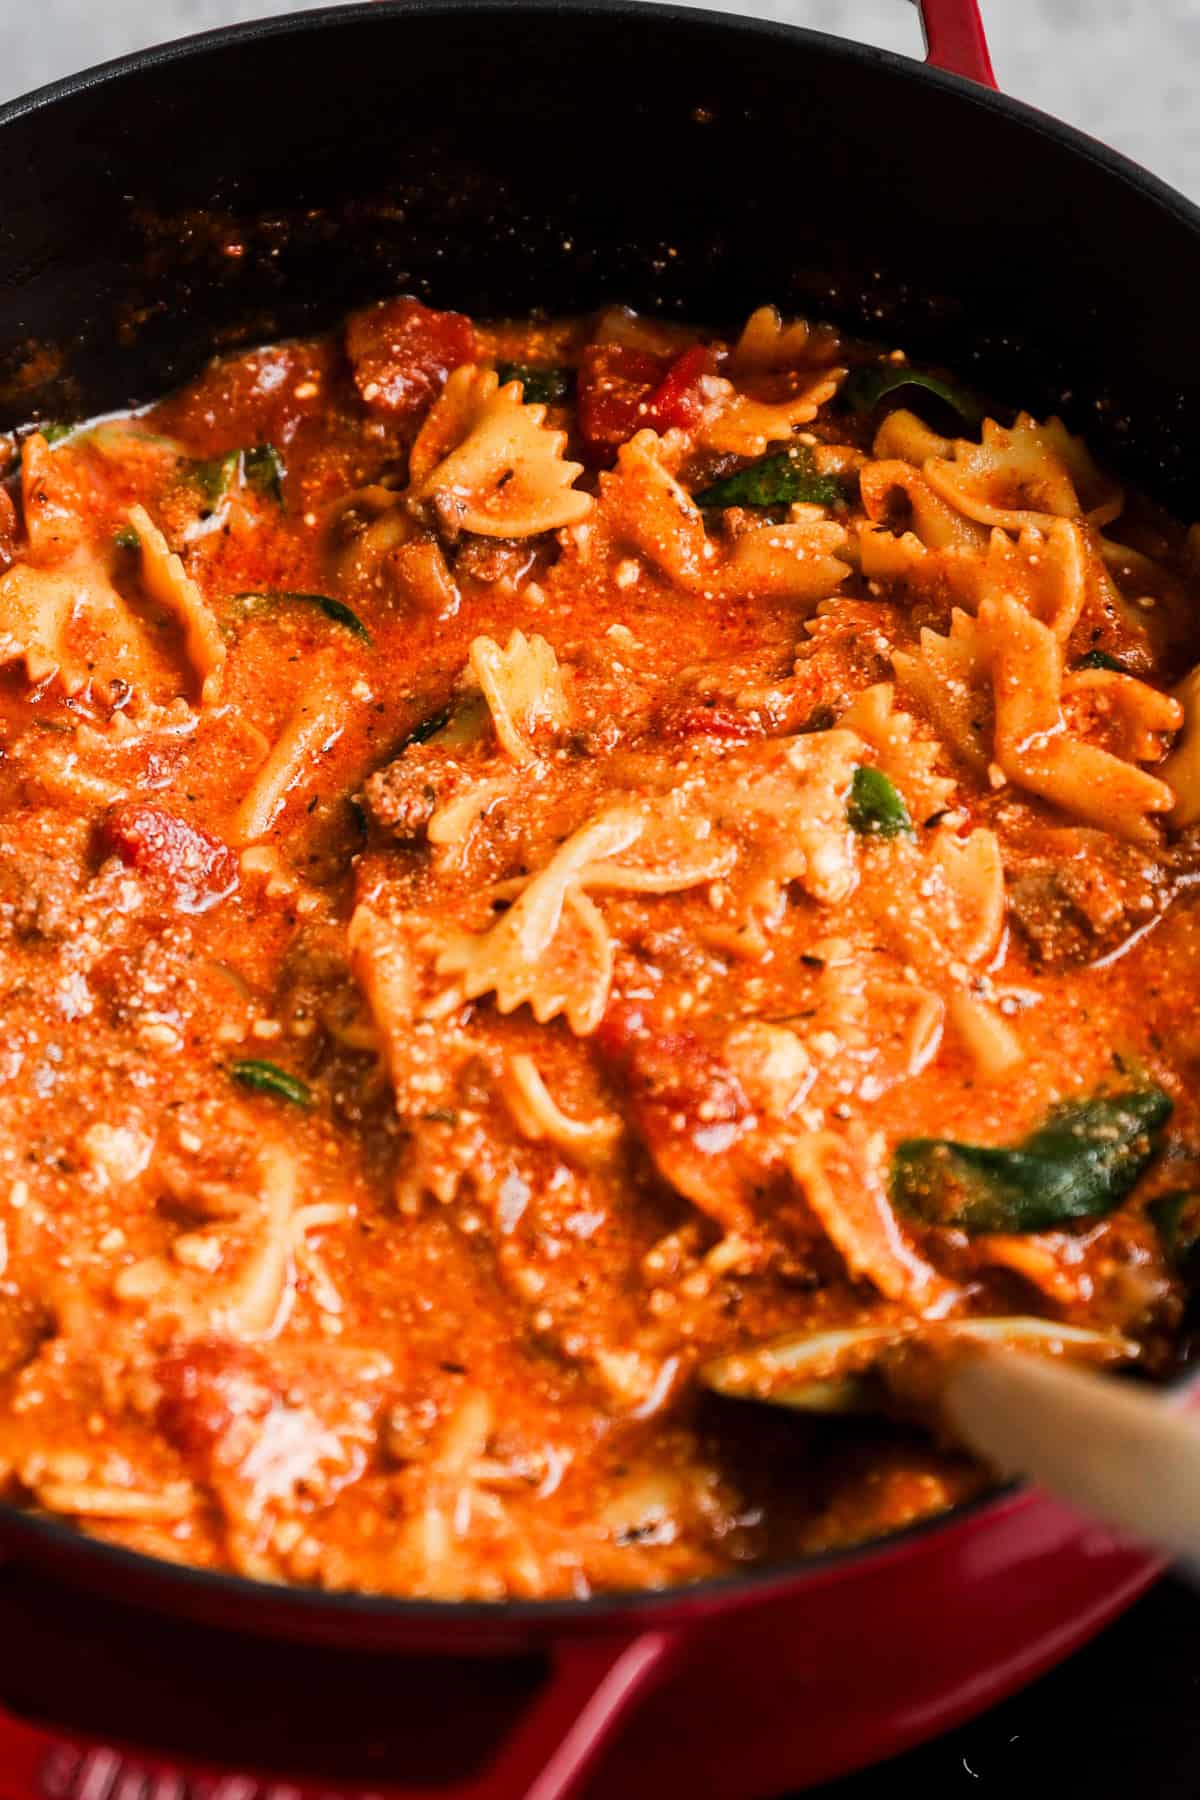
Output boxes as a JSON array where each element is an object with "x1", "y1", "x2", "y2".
[{"x1": 2, "y1": 0, "x2": 1200, "y2": 510}]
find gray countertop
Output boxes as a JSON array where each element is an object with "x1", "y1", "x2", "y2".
[{"x1": 3, "y1": 2, "x2": 1198, "y2": 202}]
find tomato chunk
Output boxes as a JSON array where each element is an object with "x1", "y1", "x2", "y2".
[
  {"x1": 597, "y1": 1001, "x2": 754, "y2": 1154},
  {"x1": 345, "y1": 297, "x2": 476, "y2": 416},
  {"x1": 151, "y1": 340, "x2": 336, "y2": 453},
  {"x1": 653, "y1": 698, "x2": 762, "y2": 743},
  {"x1": 99, "y1": 803, "x2": 238, "y2": 913},
  {"x1": 577, "y1": 343, "x2": 716, "y2": 460},
  {"x1": 645, "y1": 344, "x2": 718, "y2": 434},
  {"x1": 576, "y1": 344, "x2": 670, "y2": 460},
  {"x1": 156, "y1": 1339, "x2": 277, "y2": 1469},
  {"x1": 596, "y1": 1000, "x2": 760, "y2": 1237}
]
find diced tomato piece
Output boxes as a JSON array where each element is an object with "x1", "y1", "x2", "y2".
[
  {"x1": 653, "y1": 699, "x2": 762, "y2": 743},
  {"x1": 644, "y1": 345, "x2": 718, "y2": 435},
  {"x1": 597, "y1": 1002, "x2": 753, "y2": 1150},
  {"x1": 576, "y1": 344, "x2": 670, "y2": 460},
  {"x1": 99, "y1": 803, "x2": 238, "y2": 913},
  {"x1": 576, "y1": 343, "x2": 717, "y2": 460},
  {"x1": 596, "y1": 1000, "x2": 759, "y2": 1236},
  {"x1": 151, "y1": 340, "x2": 336, "y2": 453},
  {"x1": 156, "y1": 1339, "x2": 277, "y2": 1469},
  {"x1": 345, "y1": 297, "x2": 477, "y2": 416}
]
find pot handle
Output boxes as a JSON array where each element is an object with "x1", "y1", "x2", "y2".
[
  {"x1": 0, "y1": 1629, "x2": 678, "y2": 1800},
  {"x1": 917, "y1": 0, "x2": 997, "y2": 86},
  {"x1": 458, "y1": 1630, "x2": 677, "y2": 1800}
]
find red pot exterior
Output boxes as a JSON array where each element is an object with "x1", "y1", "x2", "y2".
[
  {"x1": 596, "y1": 1492, "x2": 1164, "y2": 1796},
  {"x1": 919, "y1": 0, "x2": 996, "y2": 85},
  {"x1": 0, "y1": 1487, "x2": 1164, "y2": 1799}
]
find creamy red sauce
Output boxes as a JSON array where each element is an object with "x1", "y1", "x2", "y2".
[{"x1": 0, "y1": 297, "x2": 1194, "y2": 1598}]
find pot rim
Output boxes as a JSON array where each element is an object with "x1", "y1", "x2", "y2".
[
  {"x1": 0, "y1": 0, "x2": 1196, "y2": 1633},
  {"x1": 0, "y1": 1468, "x2": 1034, "y2": 1632}
]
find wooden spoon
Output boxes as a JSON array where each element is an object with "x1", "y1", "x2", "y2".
[{"x1": 945, "y1": 1348, "x2": 1200, "y2": 1562}]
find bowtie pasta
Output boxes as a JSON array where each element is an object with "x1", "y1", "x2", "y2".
[{"x1": 0, "y1": 296, "x2": 1196, "y2": 1598}]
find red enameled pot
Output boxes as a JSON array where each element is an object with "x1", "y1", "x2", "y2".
[{"x1": 1, "y1": 2, "x2": 1198, "y2": 1795}]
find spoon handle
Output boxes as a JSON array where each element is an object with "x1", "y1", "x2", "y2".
[{"x1": 946, "y1": 1349, "x2": 1200, "y2": 1563}]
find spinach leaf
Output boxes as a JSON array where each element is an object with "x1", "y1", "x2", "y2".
[
  {"x1": 39, "y1": 422, "x2": 77, "y2": 446},
  {"x1": 294, "y1": 593, "x2": 370, "y2": 641},
  {"x1": 192, "y1": 449, "x2": 242, "y2": 507},
  {"x1": 230, "y1": 1059, "x2": 313, "y2": 1108},
  {"x1": 243, "y1": 442, "x2": 286, "y2": 504},
  {"x1": 192, "y1": 443, "x2": 285, "y2": 509},
  {"x1": 847, "y1": 765, "x2": 912, "y2": 838},
  {"x1": 695, "y1": 446, "x2": 842, "y2": 510},
  {"x1": 1150, "y1": 1189, "x2": 1200, "y2": 1270},
  {"x1": 235, "y1": 590, "x2": 371, "y2": 643},
  {"x1": 841, "y1": 364, "x2": 983, "y2": 431},
  {"x1": 113, "y1": 524, "x2": 141, "y2": 552},
  {"x1": 346, "y1": 792, "x2": 369, "y2": 843},
  {"x1": 397, "y1": 695, "x2": 487, "y2": 755},
  {"x1": 893, "y1": 1087, "x2": 1173, "y2": 1234},
  {"x1": 1073, "y1": 649, "x2": 1128, "y2": 673},
  {"x1": 401, "y1": 704, "x2": 456, "y2": 750},
  {"x1": 496, "y1": 363, "x2": 573, "y2": 405}
]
